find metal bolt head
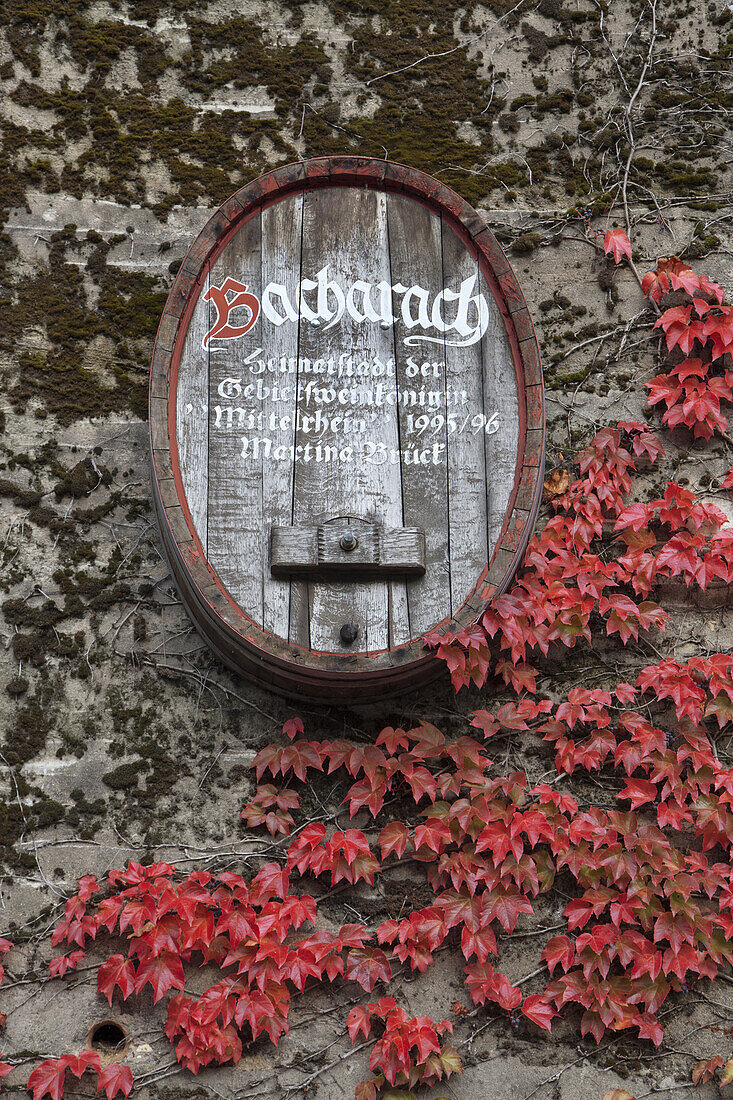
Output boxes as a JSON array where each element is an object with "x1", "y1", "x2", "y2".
[
  {"x1": 339, "y1": 621, "x2": 359, "y2": 646},
  {"x1": 339, "y1": 530, "x2": 358, "y2": 552}
]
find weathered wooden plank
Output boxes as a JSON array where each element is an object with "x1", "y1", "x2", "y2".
[
  {"x1": 319, "y1": 525, "x2": 424, "y2": 574},
  {"x1": 479, "y1": 268, "x2": 520, "y2": 556},
  {"x1": 153, "y1": 159, "x2": 545, "y2": 700},
  {"x1": 441, "y1": 224, "x2": 489, "y2": 613},
  {"x1": 260, "y1": 195, "x2": 304, "y2": 641},
  {"x1": 292, "y1": 187, "x2": 405, "y2": 653},
  {"x1": 271, "y1": 521, "x2": 425, "y2": 576},
  {"x1": 206, "y1": 214, "x2": 264, "y2": 618},
  {"x1": 175, "y1": 264, "x2": 210, "y2": 551},
  {"x1": 271, "y1": 526, "x2": 318, "y2": 572},
  {"x1": 150, "y1": 396, "x2": 169, "y2": 454},
  {"x1": 387, "y1": 193, "x2": 451, "y2": 638}
]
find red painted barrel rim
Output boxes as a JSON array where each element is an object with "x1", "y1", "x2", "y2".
[{"x1": 149, "y1": 156, "x2": 545, "y2": 689}]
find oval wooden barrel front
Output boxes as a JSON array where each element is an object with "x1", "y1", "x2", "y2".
[{"x1": 149, "y1": 158, "x2": 544, "y2": 700}]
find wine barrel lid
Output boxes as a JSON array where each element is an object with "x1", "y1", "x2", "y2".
[{"x1": 149, "y1": 157, "x2": 545, "y2": 700}]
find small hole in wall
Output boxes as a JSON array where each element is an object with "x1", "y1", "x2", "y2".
[{"x1": 87, "y1": 1021, "x2": 129, "y2": 1055}]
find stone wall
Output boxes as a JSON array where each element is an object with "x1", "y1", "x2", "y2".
[{"x1": 1, "y1": 1, "x2": 733, "y2": 1097}]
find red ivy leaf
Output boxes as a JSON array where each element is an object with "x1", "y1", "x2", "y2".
[
  {"x1": 496, "y1": 702, "x2": 530, "y2": 731},
  {"x1": 378, "y1": 822, "x2": 410, "y2": 861},
  {"x1": 692, "y1": 1056, "x2": 724, "y2": 1086},
  {"x1": 134, "y1": 952, "x2": 185, "y2": 1003},
  {"x1": 521, "y1": 994, "x2": 556, "y2": 1032},
  {"x1": 404, "y1": 766, "x2": 437, "y2": 803},
  {"x1": 282, "y1": 717, "x2": 304, "y2": 741},
  {"x1": 250, "y1": 862, "x2": 289, "y2": 903},
  {"x1": 96, "y1": 1064, "x2": 133, "y2": 1100},
  {"x1": 346, "y1": 1006, "x2": 372, "y2": 1043},
  {"x1": 604, "y1": 227, "x2": 633, "y2": 264},
  {"x1": 614, "y1": 683, "x2": 637, "y2": 704},
  {"x1": 27, "y1": 1060, "x2": 66, "y2": 1100},
  {"x1": 487, "y1": 972, "x2": 523, "y2": 1011},
  {"x1": 581, "y1": 1009, "x2": 605, "y2": 1043},
  {"x1": 543, "y1": 935, "x2": 575, "y2": 976},
  {"x1": 354, "y1": 1079, "x2": 378, "y2": 1100},
  {"x1": 618, "y1": 777, "x2": 658, "y2": 809},
  {"x1": 64, "y1": 1053, "x2": 102, "y2": 1079},
  {"x1": 253, "y1": 744, "x2": 282, "y2": 782},
  {"x1": 635, "y1": 1012, "x2": 663, "y2": 1047},
  {"x1": 345, "y1": 948, "x2": 391, "y2": 992},
  {"x1": 49, "y1": 951, "x2": 84, "y2": 978},
  {"x1": 376, "y1": 726, "x2": 410, "y2": 755},
  {"x1": 77, "y1": 876, "x2": 100, "y2": 902},
  {"x1": 470, "y1": 710, "x2": 500, "y2": 739},
  {"x1": 280, "y1": 742, "x2": 324, "y2": 781},
  {"x1": 97, "y1": 955, "x2": 137, "y2": 1005}
]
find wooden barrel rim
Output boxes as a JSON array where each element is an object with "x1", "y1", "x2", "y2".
[{"x1": 149, "y1": 156, "x2": 545, "y2": 695}]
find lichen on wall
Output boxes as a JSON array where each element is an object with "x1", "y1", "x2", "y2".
[{"x1": 1, "y1": 0, "x2": 733, "y2": 1097}]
